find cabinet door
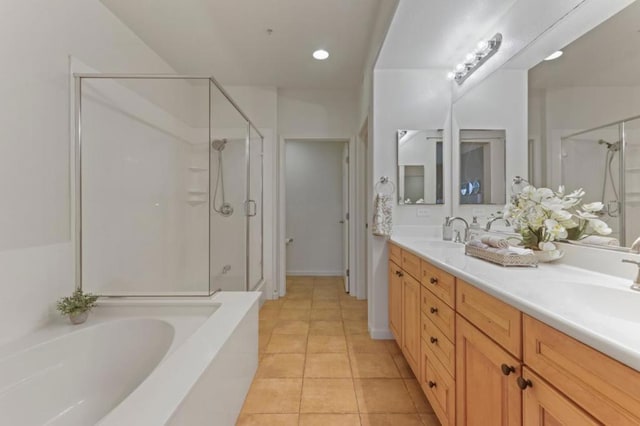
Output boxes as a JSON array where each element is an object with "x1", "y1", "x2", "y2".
[
  {"x1": 456, "y1": 315, "x2": 521, "y2": 426},
  {"x1": 402, "y1": 274, "x2": 421, "y2": 375},
  {"x1": 522, "y1": 367, "x2": 601, "y2": 426},
  {"x1": 388, "y1": 260, "x2": 403, "y2": 344}
]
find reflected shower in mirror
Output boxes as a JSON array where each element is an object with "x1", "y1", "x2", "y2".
[
  {"x1": 459, "y1": 129, "x2": 506, "y2": 205},
  {"x1": 397, "y1": 129, "x2": 444, "y2": 205},
  {"x1": 528, "y1": 1, "x2": 640, "y2": 249}
]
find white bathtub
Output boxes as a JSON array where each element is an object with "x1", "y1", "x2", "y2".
[{"x1": 0, "y1": 291, "x2": 259, "y2": 426}]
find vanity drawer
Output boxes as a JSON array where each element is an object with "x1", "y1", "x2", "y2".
[
  {"x1": 389, "y1": 242, "x2": 403, "y2": 265},
  {"x1": 421, "y1": 339, "x2": 455, "y2": 426},
  {"x1": 422, "y1": 312, "x2": 455, "y2": 377},
  {"x1": 401, "y1": 249, "x2": 421, "y2": 280},
  {"x1": 421, "y1": 260, "x2": 456, "y2": 308},
  {"x1": 456, "y1": 279, "x2": 522, "y2": 359},
  {"x1": 421, "y1": 285, "x2": 455, "y2": 341},
  {"x1": 524, "y1": 315, "x2": 640, "y2": 425}
]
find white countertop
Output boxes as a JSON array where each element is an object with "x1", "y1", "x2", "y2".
[{"x1": 390, "y1": 233, "x2": 640, "y2": 371}]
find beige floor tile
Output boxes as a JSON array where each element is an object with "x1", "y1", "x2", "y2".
[
  {"x1": 404, "y1": 379, "x2": 434, "y2": 413},
  {"x1": 273, "y1": 320, "x2": 310, "y2": 335},
  {"x1": 347, "y1": 334, "x2": 390, "y2": 353},
  {"x1": 341, "y1": 308, "x2": 368, "y2": 321},
  {"x1": 307, "y1": 335, "x2": 348, "y2": 353},
  {"x1": 419, "y1": 413, "x2": 441, "y2": 426},
  {"x1": 350, "y1": 352, "x2": 400, "y2": 378},
  {"x1": 360, "y1": 413, "x2": 424, "y2": 426},
  {"x1": 309, "y1": 320, "x2": 345, "y2": 336},
  {"x1": 257, "y1": 354, "x2": 306, "y2": 378},
  {"x1": 282, "y1": 299, "x2": 313, "y2": 310},
  {"x1": 354, "y1": 379, "x2": 416, "y2": 413},
  {"x1": 278, "y1": 308, "x2": 311, "y2": 321},
  {"x1": 300, "y1": 379, "x2": 358, "y2": 413},
  {"x1": 236, "y1": 413, "x2": 299, "y2": 426},
  {"x1": 312, "y1": 300, "x2": 342, "y2": 310},
  {"x1": 385, "y1": 340, "x2": 403, "y2": 355},
  {"x1": 343, "y1": 320, "x2": 369, "y2": 335},
  {"x1": 392, "y1": 354, "x2": 415, "y2": 379},
  {"x1": 241, "y1": 378, "x2": 302, "y2": 413},
  {"x1": 310, "y1": 308, "x2": 342, "y2": 321},
  {"x1": 265, "y1": 334, "x2": 308, "y2": 353},
  {"x1": 259, "y1": 309, "x2": 280, "y2": 321},
  {"x1": 299, "y1": 413, "x2": 361, "y2": 426},
  {"x1": 312, "y1": 294, "x2": 340, "y2": 302},
  {"x1": 259, "y1": 319, "x2": 278, "y2": 334},
  {"x1": 305, "y1": 353, "x2": 352, "y2": 378}
]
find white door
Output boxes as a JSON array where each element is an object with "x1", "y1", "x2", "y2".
[{"x1": 342, "y1": 143, "x2": 349, "y2": 292}]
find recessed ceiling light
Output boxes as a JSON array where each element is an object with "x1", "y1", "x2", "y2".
[
  {"x1": 313, "y1": 49, "x2": 329, "y2": 60},
  {"x1": 544, "y1": 51, "x2": 563, "y2": 61}
]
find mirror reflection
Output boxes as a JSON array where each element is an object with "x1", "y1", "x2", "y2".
[
  {"x1": 459, "y1": 129, "x2": 506, "y2": 205},
  {"x1": 528, "y1": 1, "x2": 640, "y2": 250},
  {"x1": 397, "y1": 129, "x2": 443, "y2": 205}
]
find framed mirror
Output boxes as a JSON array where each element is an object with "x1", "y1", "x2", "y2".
[
  {"x1": 459, "y1": 129, "x2": 506, "y2": 205},
  {"x1": 397, "y1": 129, "x2": 444, "y2": 205},
  {"x1": 528, "y1": 1, "x2": 640, "y2": 250}
]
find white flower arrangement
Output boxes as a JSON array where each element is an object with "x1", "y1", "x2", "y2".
[{"x1": 504, "y1": 185, "x2": 612, "y2": 251}]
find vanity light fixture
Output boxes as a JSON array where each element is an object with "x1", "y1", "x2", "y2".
[
  {"x1": 312, "y1": 49, "x2": 329, "y2": 60},
  {"x1": 544, "y1": 50, "x2": 563, "y2": 61},
  {"x1": 448, "y1": 33, "x2": 502, "y2": 85}
]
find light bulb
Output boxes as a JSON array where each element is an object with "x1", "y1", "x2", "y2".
[
  {"x1": 476, "y1": 40, "x2": 489, "y2": 53},
  {"x1": 465, "y1": 53, "x2": 476, "y2": 63},
  {"x1": 455, "y1": 63, "x2": 465, "y2": 72},
  {"x1": 446, "y1": 72, "x2": 455, "y2": 80}
]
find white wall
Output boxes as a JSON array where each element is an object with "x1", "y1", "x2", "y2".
[
  {"x1": 285, "y1": 140, "x2": 346, "y2": 276},
  {"x1": 0, "y1": 0, "x2": 187, "y2": 343},
  {"x1": 369, "y1": 68, "x2": 452, "y2": 338}
]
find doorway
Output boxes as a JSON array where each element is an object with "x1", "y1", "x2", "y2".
[{"x1": 282, "y1": 139, "x2": 350, "y2": 293}]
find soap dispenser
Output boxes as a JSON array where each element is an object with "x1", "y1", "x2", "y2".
[{"x1": 442, "y1": 216, "x2": 453, "y2": 241}]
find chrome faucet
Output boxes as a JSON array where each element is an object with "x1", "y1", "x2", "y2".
[
  {"x1": 447, "y1": 217, "x2": 470, "y2": 242},
  {"x1": 622, "y1": 259, "x2": 640, "y2": 291},
  {"x1": 485, "y1": 217, "x2": 511, "y2": 232},
  {"x1": 630, "y1": 237, "x2": 640, "y2": 254}
]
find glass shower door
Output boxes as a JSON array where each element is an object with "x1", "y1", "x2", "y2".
[{"x1": 248, "y1": 124, "x2": 264, "y2": 291}]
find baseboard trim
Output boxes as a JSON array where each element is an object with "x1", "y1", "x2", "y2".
[
  {"x1": 369, "y1": 327, "x2": 394, "y2": 340},
  {"x1": 286, "y1": 271, "x2": 343, "y2": 277}
]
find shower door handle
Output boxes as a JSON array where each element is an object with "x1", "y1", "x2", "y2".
[{"x1": 245, "y1": 200, "x2": 257, "y2": 217}]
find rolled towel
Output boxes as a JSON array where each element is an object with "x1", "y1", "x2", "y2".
[
  {"x1": 466, "y1": 240, "x2": 490, "y2": 249},
  {"x1": 480, "y1": 235, "x2": 509, "y2": 248},
  {"x1": 580, "y1": 235, "x2": 620, "y2": 247},
  {"x1": 505, "y1": 246, "x2": 534, "y2": 256}
]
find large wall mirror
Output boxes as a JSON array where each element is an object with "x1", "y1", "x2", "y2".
[
  {"x1": 529, "y1": 1, "x2": 640, "y2": 249},
  {"x1": 397, "y1": 129, "x2": 444, "y2": 205},
  {"x1": 459, "y1": 129, "x2": 506, "y2": 205}
]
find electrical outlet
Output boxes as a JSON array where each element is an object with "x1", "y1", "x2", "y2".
[{"x1": 416, "y1": 207, "x2": 430, "y2": 218}]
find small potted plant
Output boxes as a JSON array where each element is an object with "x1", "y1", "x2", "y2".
[{"x1": 56, "y1": 289, "x2": 99, "y2": 324}]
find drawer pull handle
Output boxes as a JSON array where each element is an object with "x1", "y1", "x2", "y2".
[
  {"x1": 429, "y1": 277, "x2": 438, "y2": 284},
  {"x1": 430, "y1": 307, "x2": 438, "y2": 314},
  {"x1": 500, "y1": 364, "x2": 515, "y2": 376},
  {"x1": 398, "y1": 271, "x2": 404, "y2": 277},
  {"x1": 395, "y1": 270, "x2": 401, "y2": 277},
  {"x1": 430, "y1": 336, "x2": 438, "y2": 344},
  {"x1": 517, "y1": 377, "x2": 533, "y2": 390},
  {"x1": 428, "y1": 381, "x2": 437, "y2": 389}
]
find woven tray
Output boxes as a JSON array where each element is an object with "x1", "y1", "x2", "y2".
[{"x1": 465, "y1": 245, "x2": 538, "y2": 267}]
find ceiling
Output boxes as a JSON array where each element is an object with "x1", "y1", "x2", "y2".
[
  {"x1": 530, "y1": 1, "x2": 640, "y2": 89},
  {"x1": 376, "y1": 0, "x2": 518, "y2": 69},
  {"x1": 100, "y1": 0, "x2": 391, "y2": 89}
]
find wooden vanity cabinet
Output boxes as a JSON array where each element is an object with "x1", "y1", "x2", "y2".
[
  {"x1": 456, "y1": 315, "x2": 522, "y2": 426},
  {"x1": 402, "y1": 272, "x2": 422, "y2": 375},
  {"x1": 388, "y1": 260, "x2": 403, "y2": 343}
]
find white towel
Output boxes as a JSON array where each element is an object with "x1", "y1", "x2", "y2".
[
  {"x1": 372, "y1": 193, "x2": 392, "y2": 237},
  {"x1": 480, "y1": 235, "x2": 509, "y2": 248},
  {"x1": 580, "y1": 235, "x2": 620, "y2": 247}
]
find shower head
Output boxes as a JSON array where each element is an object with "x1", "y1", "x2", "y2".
[
  {"x1": 598, "y1": 139, "x2": 621, "y2": 152},
  {"x1": 211, "y1": 138, "x2": 227, "y2": 151}
]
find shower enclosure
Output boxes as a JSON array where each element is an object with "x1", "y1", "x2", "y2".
[
  {"x1": 561, "y1": 116, "x2": 640, "y2": 246},
  {"x1": 74, "y1": 74, "x2": 263, "y2": 296}
]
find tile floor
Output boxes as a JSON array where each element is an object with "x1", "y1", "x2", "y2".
[{"x1": 237, "y1": 276, "x2": 440, "y2": 426}]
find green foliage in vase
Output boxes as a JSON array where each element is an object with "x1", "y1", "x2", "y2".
[{"x1": 56, "y1": 289, "x2": 99, "y2": 315}]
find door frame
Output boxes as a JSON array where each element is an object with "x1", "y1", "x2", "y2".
[{"x1": 277, "y1": 136, "x2": 357, "y2": 297}]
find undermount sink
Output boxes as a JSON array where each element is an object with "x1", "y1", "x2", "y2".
[{"x1": 519, "y1": 280, "x2": 640, "y2": 323}]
